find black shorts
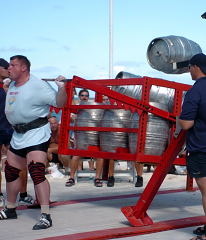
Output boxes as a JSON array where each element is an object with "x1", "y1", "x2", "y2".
[
  {"x1": 186, "y1": 152, "x2": 206, "y2": 178},
  {"x1": 0, "y1": 129, "x2": 13, "y2": 146},
  {"x1": 9, "y1": 139, "x2": 50, "y2": 158}
]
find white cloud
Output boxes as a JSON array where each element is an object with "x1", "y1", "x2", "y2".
[{"x1": 0, "y1": 46, "x2": 31, "y2": 52}]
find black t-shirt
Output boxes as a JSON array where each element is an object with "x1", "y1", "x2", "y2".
[
  {"x1": 0, "y1": 87, "x2": 12, "y2": 131},
  {"x1": 180, "y1": 77, "x2": 206, "y2": 152}
]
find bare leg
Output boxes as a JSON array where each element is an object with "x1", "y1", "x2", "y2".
[
  {"x1": 27, "y1": 151, "x2": 50, "y2": 206},
  {"x1": 0, "y1": 172, "x2": 1, "y2": 194},
  {"x1": 6, "y1": 150, "x2": 27, "y2": 204},
  {"x1": 95, "y1": 158, "x2": 103, "y2": 179},
  {"x1": 25, "y1": 151, "x2": 53, "y2": 230},
  {"x1": 93, "y1": 158, "x2": 104, "y2": 187},
  {"x1": 58, "y1": 154, "x2": 70, "y2": 170},
  {"x1": 88, "y1": 159, "x2": 95, "y2": 170},
  {"x1": 191, "y1": 177, "x2": 206, "y2": 240},
  {"x1": 134, "y1": 162, "x2": 144, "y2": 176},
  {"x1": 134, "y1": 162, "x2": 144, "y2": 187},
  {"x1": 195, "y1": 177, "x2": 206, "y2": 216},
  {"x1": 69, "y1": 156, "x2": 80, "y2": 179},
  {"x1": 34, "y1": 181, "x2": 50, "y2": 205},
  {"x1": 108, "y1": 159, "x2": 115, "y2": 177},
  {"x1": 19, "y1": 168, "x2": 28, "y2": 193},
  {"x1": 78, "y1": 159, "x2": 83, "y2": 171},
  {"x1": 0, "y1": 145, "x2": 2, "y2": 194}
]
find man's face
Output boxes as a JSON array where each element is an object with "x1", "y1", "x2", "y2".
[
  {"x1": 188, "y1": 64, "x2": 198, "y2": 81},
  {"x1": 49, "y1": 117, "x2": 59, "y2": 131},
  {"x1": 79, "y1": 91, "x2": 89, "y2": 102},
  {"x1": 0, "y1": 66, "x2": 9, "y2": 80},
  {"x1": 102, "y1": 96, "x2": 109, "y2": 103},
  {"x1": 8, "y1": 59, "x2": 25, "y2": 81}
]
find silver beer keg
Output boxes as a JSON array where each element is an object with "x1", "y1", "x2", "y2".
[
  {"x1": 128, "y1": 111, "x2": 139, "y2": 154},
  {"x1": 100, "y1": 109, "x2": 131, "y2": 152},
  {"x1": 114, "y1": 71, "x2": 174, "y2": 111},
  {"x1": 147, "y1": 35, "x2": 202, "y2": 74},
  {"x1": 150, "y1": 85, "x2": 175, "y2": 112},
  {"x1": 113, "y1": 71, "x2": 142, "y2": 100},
  {"x1": 75, "y1": 101, "x2": 104, "y2": 150},
  {"x1": 129, "y1": 102, "x2": 169, "y2": 155}
]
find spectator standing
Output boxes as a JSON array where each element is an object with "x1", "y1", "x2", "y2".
[
  {"x1": 179, "y1": 53, "x2": 206, "y2": 240},
  {"x1": 65, "y1": 89, "x2": 103, "y2": 187},
  {"x1": 0, "y1": 58, "x2": 13, "y2": 207},
  {"x1": 101, "y1": 95, "x2": 143, "y2": 187}
]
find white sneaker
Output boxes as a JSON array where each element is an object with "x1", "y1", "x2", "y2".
[
  {"x1": 19, "y1": 194, "x2": 34, "y2": 205},
  {"x1": 48, "y1": 164, "x2": 64, "y2": 179},
  {"x1": 0, "y1": 195, "x2": 5, "y2": 208}
]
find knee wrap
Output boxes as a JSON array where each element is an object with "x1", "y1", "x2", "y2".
[
  {"x1": 28, "y1": 161, "x2": 46, "y2": 185},
  {"x1": 5, "y1": 161, "x2": 20, "y2": 183}
]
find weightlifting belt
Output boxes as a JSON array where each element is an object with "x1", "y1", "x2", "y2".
[{"x1": 13, "y1": 117, "x2": 48, "y2": 134}]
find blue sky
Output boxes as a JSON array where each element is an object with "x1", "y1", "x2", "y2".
[{"x1": 1, "y1": 0, "x2": 206, "y2": 87}]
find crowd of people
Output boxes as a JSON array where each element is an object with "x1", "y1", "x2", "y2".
[
  {"x1": 1, "y1": 53, "x2": 206, "y2": 240},
  {"x1": 0, "y1": 56, "x2": 147, "y2": 231}
]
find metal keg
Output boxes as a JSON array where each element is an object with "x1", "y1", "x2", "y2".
[
  {"x1": 150, "y1": 85, "x2": 174, "y2": 112},
  {"x1": 128, "y1": 112, "x2": 139, "y2": 154},
  {"x1": 114, "y1": 71, "x2": 174, "y2": 111},
  {"x1": 113, "y1": 71, "x2": 142, "y2": 100},
  {"x1": 147, "y1": 35, "x2": 202, "y2": 74},
  {"x1": 115, "y1": 71, "x2": 141, "y2": 79},
  {"x1": 75, "y1": 101, "x2": 104, "y2": 150},
  {"x1": 100, "y1": 109, "x2": 131, "y2": 152},
  {"x1": 129, "y1": 102, "x2": 170, "y2": 155},
  {"x1": 149, "y1": 81, "x2": 187, "y2": 112}
]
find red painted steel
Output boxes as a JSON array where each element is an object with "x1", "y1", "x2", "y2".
[
  {"x1": 57, "y1": 75, "x2": 196, "y2": 227},
  {"x1": 38, "y1": 216, "x2": 206, "y2": 240}
]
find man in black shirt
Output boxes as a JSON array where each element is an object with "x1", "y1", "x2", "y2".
[
  {"x1": 179, "y1": 53, "x2": 206, "y2": 240},
  {"x1": 0, "y1": 59, "x2": 14, "y2": 207}
]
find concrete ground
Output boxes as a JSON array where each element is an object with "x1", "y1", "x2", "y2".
[{"x1": 0, "y1": 164, "x2": 205, "y2": 240}]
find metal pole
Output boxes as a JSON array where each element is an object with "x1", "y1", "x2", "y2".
[
  {"x1": 41, "y1": 78, "x2": 71, "y2": 82},
  {"x1": 109, "y1": 0, "x2": 113, "y2": 79}
]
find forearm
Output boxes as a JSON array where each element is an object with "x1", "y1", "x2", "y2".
[
  {"x1": 56, "y1": 86, "x2": 67, "y2": 108},
  {"x1": 178, "y1": 119, "x2": 194, "y2": 130}
]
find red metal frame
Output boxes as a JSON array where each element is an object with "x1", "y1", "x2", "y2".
[{"x1": 57, "y1": 75, "x2": 197, "y2": 227}]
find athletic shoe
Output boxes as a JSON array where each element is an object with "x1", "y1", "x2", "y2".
[
  {"x1": 135, "y1": 175, "x2": 143, "y2": 187},
  {"x1": 32, "y1": 213, "x2": 52, "y2": 230},
  {"x1": 48, "y1": 163, "x2": 64, "y2": 179},
  {"x1": 0, "y1": 207, "x2": 17, "y2": 220},
  {"x1": 19, "y1": 194, "x2": 34, "y2": 205},
  {"x1": 107, "y1": 176, "x2": 115, "y2": 187},
  {"x1": 65, "y1": 178, "x2": 75, "y2": 187},
  {"x1": 0, "y1": 194, "x2": 5, "y2": 207}
]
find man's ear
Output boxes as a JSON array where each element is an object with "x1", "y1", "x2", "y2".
[{"x1": 21, "y1": 64, "x2": 27, "y2": 72}]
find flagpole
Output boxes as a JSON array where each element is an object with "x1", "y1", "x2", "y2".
[{"x1": 109, "y1": 0, "x2": 113, "y2": 79}]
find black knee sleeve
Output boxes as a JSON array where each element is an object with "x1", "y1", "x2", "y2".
[
  {"x1": 5, "y1": 161, "x2": 20, "y2": 183},
  {"x1": 28, "y1": 161, "x2": 46, "y2": 185}
]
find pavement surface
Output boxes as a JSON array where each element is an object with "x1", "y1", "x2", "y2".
[{"x1": 0, "y1": 165, "x2": 205, "y2": 240}]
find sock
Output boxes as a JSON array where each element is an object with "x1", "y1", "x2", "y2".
[
  {"x1": 20, "y1": 192, "x2": 27, "y2": 198},
  {"x1": 7, "y1": 201, "x2": 16, "y2": 209},
  {"x1": 41, "y1": 205, "x2": 50, "y2": 214}
]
